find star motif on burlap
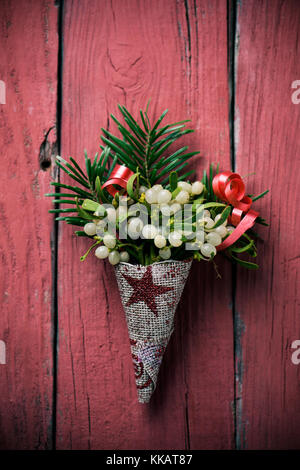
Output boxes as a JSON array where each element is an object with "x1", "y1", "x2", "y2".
[{"x1": 122, "y1": 266, "x2": 174, "y2": 316}]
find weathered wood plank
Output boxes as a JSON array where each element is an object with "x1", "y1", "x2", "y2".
[
  {"x1": 57, "y1": 0, "x2": 234, "y2": 449},
  {"x1": 234, "y1": 0, "x2": 300, "y2": 449},
  {"x1": 175, "y1": 0, "x2": 235, "y2": 449},
  {"x1": 0, "y1": 0, "x2": 58, "y2": 449}
]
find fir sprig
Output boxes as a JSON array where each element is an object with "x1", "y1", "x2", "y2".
[
  {"x1": 100, "y1": 105, "x2": 199, "y2": 187},
  {"x1": 45, "y1": 149, "x2": 115, "y2": 229},
  {"x1": 46, "y1": 104, "x2": 199, "y2": 227}
]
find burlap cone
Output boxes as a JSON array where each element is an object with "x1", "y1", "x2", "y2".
[{"x1": 114, "y1": 259, "x2": 192, "y2": 403}]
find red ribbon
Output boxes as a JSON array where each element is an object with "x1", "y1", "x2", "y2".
[
  {"x1": 102, "y1": 164, "x2": 134, "y2": 196},
  {"x1": 212, "y1": 171, "x2": 259, "y2": 251}
]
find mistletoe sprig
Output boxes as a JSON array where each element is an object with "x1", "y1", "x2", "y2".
[{"x1": 45, "y1": 105, "x2": 268, "y2": 270}]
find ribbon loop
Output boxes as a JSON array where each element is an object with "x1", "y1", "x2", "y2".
[
  {"x1": 213, "y1": 172, "x2": 252, "y2": 213},
  {"x1": 212, "y1": 171, "x2": 259, "y2": 251},
  {"x1": 102, "y1": 164, "x2": 134, "y2": 197}
]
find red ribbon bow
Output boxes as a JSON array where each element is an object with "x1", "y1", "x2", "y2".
[
  {"x1": 212, "y1": 171, "x2": 259, "y2": 251},
  {"x1": 101, "y1": 164, "x2": 134, "y2": 196}
]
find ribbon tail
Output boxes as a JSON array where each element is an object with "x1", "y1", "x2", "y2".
[{"x1": 217, "y1": 209, "x2": 259, "y2": 251}]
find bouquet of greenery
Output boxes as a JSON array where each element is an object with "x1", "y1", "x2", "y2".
[{"x1": 46, "y1": 105, "x2": 268, "y2": 402}]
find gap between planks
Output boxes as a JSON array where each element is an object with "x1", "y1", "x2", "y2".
[{"x1": 51, "y1": 0, "x2": 64, "y2": 451}]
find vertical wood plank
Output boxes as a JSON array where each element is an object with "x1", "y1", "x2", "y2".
[
  {"x1": 57, "y1": 0, "x2": 234, "y2": 449},
  {"x1": 175, "y1": 0, "x2": 235, "y2": 449},
  {"x1": 0, "y1": 0, "x2": 58, "y2": 449},
  {"x1": 234, "y1": 0, "x2": 300, "y2": 449}
]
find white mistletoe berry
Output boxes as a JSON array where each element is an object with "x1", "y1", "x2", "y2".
[
  {"x1": 120, "y1": 251, "x2": 130, "y2": 262},
  {"x1": 191, "y1": 181, "x2": 204, "y2": 195},
  {"x1": 200, "y1": 243, "x2": 217, "y2": 258},
  {"x1": 103, "y1": 233, "x2": 116, "y2": 249},
  {"x1": 145, "y1": 189, "x2": 157, "y2": 204},
  {"x1": 84, "y1": 222, "x2": 97, "y2": 236},
  {"x1": 176, "y1": 190, "x2": 189, "y2": 205},
  {"x1": 178, "y1": 181, "x2": 192, "y2": 193},
  {"x1": 108, "y1": 250, "x2": 120, "y2": 265},
  {"x1": 157, "y1": 189, "x2": 172, "y2": 204},
  {"x1": 203, "y1": 217, "x2": 215, "y2": 230},
  {"x1": 206, "y1": 232, "x2": 222, "y2": 246},
  {"x1": 95, "y1": 245, "x2": 109, "y2": 259},
  {"x1": 154, "y1": 234, "x2": 167, "y2": 249},
  {"x1": 215, "y1": 225, "x2": 227, "y2": 238},
  {"x1": 168, "y1": 231, "x2": 182, "y2": 247},
  {"x1": 159, "y1": 247, "x2": 171, "y2": 259},
  {"x1": 142, "y1": 224, "x2": 158, "y2": 239}
]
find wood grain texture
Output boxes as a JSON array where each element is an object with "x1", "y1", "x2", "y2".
[
  {"x1": 57, "y1": 0, "x2": 234, "y2": 449},
  {"x1": 0, "y1": 0, "x2": 58, "y2": 449},
  {"x1": 234, "y1": 0, "x2": 300, "y2": 449},
  {"x1": 0, "y1": 0, "x2": 298, "y2": 451}
]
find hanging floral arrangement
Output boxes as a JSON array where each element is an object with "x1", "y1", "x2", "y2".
[{"x1": 46, "y1": 105, "x2": 268, "y2": 402}]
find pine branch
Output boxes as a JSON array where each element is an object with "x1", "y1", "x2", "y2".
[
  {"x1": 46, "y1": 105, "x2": 201, "y2": 229},
  {"x1": 100, "y1": 105, "x2": 200, "y2": 185}
]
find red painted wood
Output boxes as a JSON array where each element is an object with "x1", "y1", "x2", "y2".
[
  {"x1": 0, "y1": 0, "x2": 58, "y2": 449},
  {"x1": 1, "y1": 0, "x2": 298, "y2": 451},
  {"x1": 234, "y1": 0, "x2": 300, "y2": 449},
  {"x1": 57, "y1": 0, "x2": 234, "y2": 449}
]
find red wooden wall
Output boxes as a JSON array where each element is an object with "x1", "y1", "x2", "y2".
[{"x1": 0, "y1": 0, "x2": 299, "y2": 450}]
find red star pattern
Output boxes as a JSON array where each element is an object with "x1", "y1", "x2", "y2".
[{"x1": 122, "y1": 266, "x2": 174, "y2": 316}]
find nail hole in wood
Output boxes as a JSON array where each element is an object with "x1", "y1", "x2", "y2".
[{"x1": 39, "y1": 127, "x2": 56, "y2": 171}]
